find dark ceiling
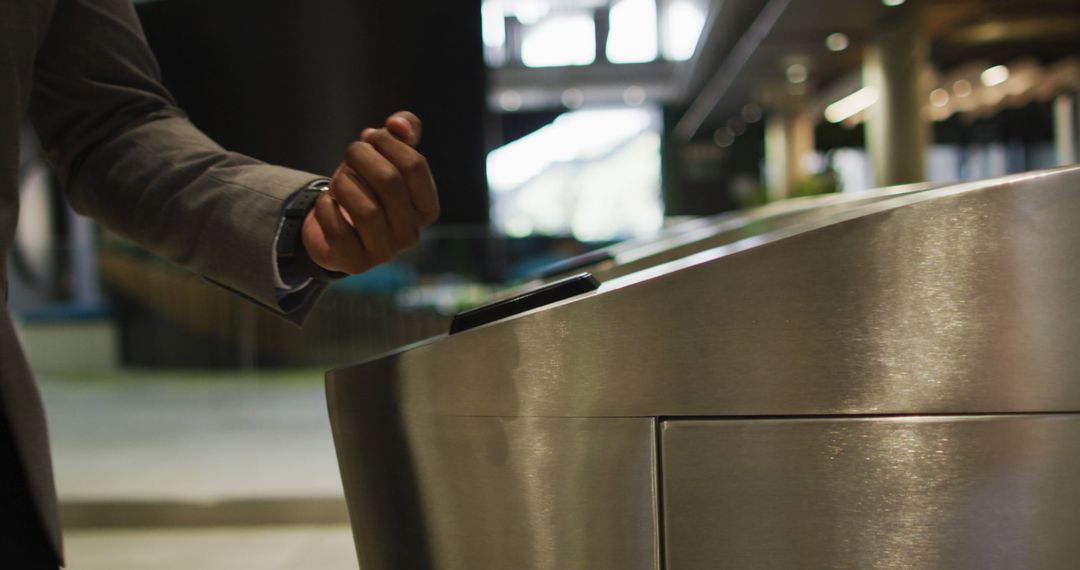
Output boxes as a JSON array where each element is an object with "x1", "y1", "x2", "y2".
[{"x1": 677, "y1": 0, "x2": 1080, "y2": 139}]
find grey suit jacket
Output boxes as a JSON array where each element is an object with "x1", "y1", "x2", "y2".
[{"x1": 2, "y1": 0, "x2": 328, "y2": 562}]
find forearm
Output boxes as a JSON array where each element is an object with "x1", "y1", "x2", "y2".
[
  {"x1": 29, "y1": 0, "x2": 328, "y2": 322},
  {"x1": 64, "y1": 114, "x2": 323, "y2": 315}
]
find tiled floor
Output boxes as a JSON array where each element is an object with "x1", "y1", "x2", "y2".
[
  {"x1": 64, "y1": 525, "x2": 357, "y2": 570},
  {"x1": 33, "y1": 372, "x2": 358, "y2": 568},
  {"x1": 38, "y1": 371, "x2": 343, "y2": 500}
]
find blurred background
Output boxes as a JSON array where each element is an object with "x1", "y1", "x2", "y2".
[{"x1": 9, "y1": 0, "x2": 1079, "y2": 567}]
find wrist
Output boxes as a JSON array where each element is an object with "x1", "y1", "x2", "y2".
[{"x1": 277, "y1": 178, "x2": 330, "y2": 259}]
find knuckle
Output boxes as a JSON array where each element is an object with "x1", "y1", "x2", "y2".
[
  {"x1": 345, "y1": 141, "x2": 365, "y2": 160},
  {"x1": 373, "y1": 166, "x2": 401, "y2": 187},
  {"x1": 325, "y1": 225, "x2": 354, "y2": 248},
  {"x1": 344, "y1": 144, "x2": 370, "y2": 168},
  {"x1": 368, "y1": 128, "x2": 392, "y2": 144},
  {"x1": 402, "y1": 154, "x2": 428, "y2": 175},
  {"x1": 352, "y1": 202, "x2": 381, "y2": 222}
]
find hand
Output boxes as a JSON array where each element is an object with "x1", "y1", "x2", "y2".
[{"x1": 301, "y1": 111, "x2": 439, "y2": 274}]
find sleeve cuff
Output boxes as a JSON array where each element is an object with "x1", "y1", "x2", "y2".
[{"x1": 272, "y1": 178, "x2": 348, "y2": 304}]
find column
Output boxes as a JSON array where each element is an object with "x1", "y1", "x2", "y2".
[
  {"x1": 863, "y1": 4, "x2": 930, "y2": 187},
  {"x1": 1054, "y1": 93, "x2": 1077, "y2": 166},
  {"x1": 765, "y1": 97, "x2": 814, "y2": 201}
]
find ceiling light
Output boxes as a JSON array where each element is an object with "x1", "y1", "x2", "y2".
[
  {"x1": 929, "y1": 88, "x2": 950, "y2": 108},
  {"x1": 623, "y1": 86, "x2": 647, "y2": 106},
  {"x1": 953, "y1": 79, "x2": 973, "y2": 97},
  {"x1": 561, "y1": 88, "x2": 585, "y2": 109},
  {"x1": 824, "y1": 86, "x2": 879, "y2": 123},
  {"x1": 713, "y1": 127, "x2": 735, "y2": 147},
  {"x1": 825, "y1": 33, "x2": 849, "y2": 52},
  {"x1": 882, "y1": 0, "x2": 905, "y2": 6},
  {"x1": 741, "y1": 103, "x2": 763, "y2": 123},
  {"x1": 981, "y1": 65, "x2": 1010, "y2": 87},
  {"x1": 499, "y1": 91, "x2": 523, "y2": 112},
  {"x1": 661, "y1": 0, "x2": 707, "y2": 61},
  {"x1": 786, "y1": 63, "x2": 809, "y2": 84}
]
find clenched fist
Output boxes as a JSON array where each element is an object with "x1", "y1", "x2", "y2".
[{"x1": 301, "y1": 111, "x2": 439, "y2": 274}]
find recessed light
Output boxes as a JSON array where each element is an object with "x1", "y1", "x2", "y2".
[
  {"x1": 786, "y1": 63, "x2": 809, "y2": 84},
  {"x1": 623, "y1": 86, "x2": 647, "y2": 106},
  {"x1": 825, "y1": 33, "x2": 849, "y2": 52},
  {"x1": 741, "y1": 103, "x2": 763, "y2": 123},
  {"x1": 980, "y1": 65, "x2": 1010, "y2": 87},
  {"x1": 499, "y1": 91, "x2": 523, "y2": 112},
  {"x1": 561, "y1": 88, "x2": 584, "y2": 109},
  {"x1": 714, "y1": 127, "x2": 735, "y2": 147},
  {"x1": 953, "y1": 79, "x2": 973, "y2": 97},
  {"x1": 930, "y1": 88, "x2": 950, "y2": 107}
]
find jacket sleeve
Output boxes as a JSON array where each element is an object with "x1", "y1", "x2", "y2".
[{"x1": 28, "y1": 0, "x2": 328, "y2": 324}]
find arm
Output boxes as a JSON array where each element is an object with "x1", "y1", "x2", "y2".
[{"x1": 29, "y1": 1, "x2": 438, "y2": 324}]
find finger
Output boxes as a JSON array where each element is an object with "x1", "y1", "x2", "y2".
[
  {"x1": 343, "y1": 141, "x2": 419, "y2": 250},
  {"x1": 385, "y1": 111, "x2": 422, "y2": 147},
  {"x1": 360, "y1": 129, "x2": 440, "y2": 226},
  {"x1": 309, "y1": 193, "x2": 369, "y2": 273},
  {"x1": 329, "y1": 160, "x2": 395, "y2": 265}
]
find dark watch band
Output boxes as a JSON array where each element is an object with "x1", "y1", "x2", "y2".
[{"x1": 277, "y1": 178, "x2": 330, "y2": 258}]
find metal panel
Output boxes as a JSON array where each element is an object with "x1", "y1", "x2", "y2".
[
  {"x1": 661, "y1": 415, "x2": 1080, "y2": 569},
  {"x1": 327, "y1": 381, "x2": 659, "y2": 570},
  {"x1": 331, "y1": 167, "x2": 1080, "y2": 419},
  {"x1": 523, "y1": 182, "x2": 936, "y2": 286},
  {"x1": 327, "y1": 166, "x2": 1080, "y2": 568}
]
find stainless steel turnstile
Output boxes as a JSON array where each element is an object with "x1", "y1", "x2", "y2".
[
  {"x1": 327, "y1": 167, "x2": 1080, "y2": 569},
  {"x1": 516, "y1": 182, "x2": 939, "y2": 287}
]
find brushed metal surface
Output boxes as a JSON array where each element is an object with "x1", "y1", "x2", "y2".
[
  {"x1": 597, "y1": 182, "x2": 937, "y2": 283},
  {"x1": 662, "y1": 415, "x2": 1080, "y2": 569},
  {"x1": 327, "y1": 167, "x2": 1080, "y2": 569},
  {"x1": 331, "y1": 167, "x2": 1080, "y2": 418},
  {"x1": 327, "y1": 370, "x2": 658, "y2": 569},
  {"x1": 515, "y1": 182, "x2": 938, "y2": 290}
]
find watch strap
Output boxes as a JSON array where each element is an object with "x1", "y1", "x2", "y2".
[{"x1": 277, "y1": 178, "x2": 330, "y2": 258}]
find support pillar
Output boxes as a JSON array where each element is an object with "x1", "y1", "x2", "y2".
[
  {"x1": 1054, "y1": 93, "x2": 1078, "y2": 166},
  {"x1": 764, "y1": 97, "x2": 814, "y2": 201},
  {"x1": 863, "y1": 4, "x2": 929, "y2": 187}
]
